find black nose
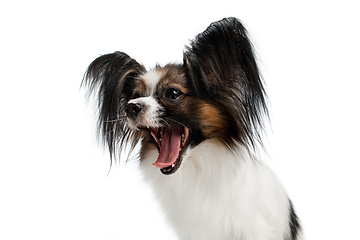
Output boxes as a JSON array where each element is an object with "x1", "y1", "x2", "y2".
[{"x1": 126, "y1": 102, "x2": 145, "y2": 120}]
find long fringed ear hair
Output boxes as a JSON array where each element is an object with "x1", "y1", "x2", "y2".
[
  {"x1": 81, "y1": 52, "x2": 146, "y2": 161},
  {"x1": 183, "y1": 17, "x2": 269, "y2": 151}
]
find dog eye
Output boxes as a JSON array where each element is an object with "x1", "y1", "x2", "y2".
[{"x1": 165, "y1": 88, "x2": 183, "y2": 100}]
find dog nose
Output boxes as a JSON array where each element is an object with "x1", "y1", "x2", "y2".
[{"x1": 126, "y1": 102, "x2": 145, "y2": 120}]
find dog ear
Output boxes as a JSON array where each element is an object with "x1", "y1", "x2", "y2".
[
  {"x1": 183, "y1": 17, "x2": 268, "y2": 150},
  {"x1": 82, "y1": 51, "x2": 145, "y2": 158}
]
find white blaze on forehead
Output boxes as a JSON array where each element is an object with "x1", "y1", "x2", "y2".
[{"x1": 141, "y1": 69, "x2": 162, "y2": 95}]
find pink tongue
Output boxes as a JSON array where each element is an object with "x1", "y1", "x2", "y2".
[{"x1": 152, "y1": 127, "x2": 182, "y2": 169}]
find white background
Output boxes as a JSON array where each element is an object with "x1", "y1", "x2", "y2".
[{"x1": 1, "y1": 1, "x2": 359, "y2": 239}]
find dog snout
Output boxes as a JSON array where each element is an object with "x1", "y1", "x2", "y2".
[{"x1": 126, "y1": 102, "x2": 145, "y2": 120}]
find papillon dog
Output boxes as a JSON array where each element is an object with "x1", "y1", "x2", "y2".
[{"x1": 82, "y1": 17, "x2": 301, "y2": 240}]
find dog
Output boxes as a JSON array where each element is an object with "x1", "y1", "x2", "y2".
[{"x1": 82, "y1": 17, "x2": 301, "y2": 240}]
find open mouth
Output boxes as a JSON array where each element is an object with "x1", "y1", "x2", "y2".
[{"x1": 145, "y1": 125, "x2": 190, "y2": 175}]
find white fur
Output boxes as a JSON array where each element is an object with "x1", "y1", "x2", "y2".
[
  {"x1": 127, "y1": 70, "x2": 164, "y2": 129},
  {"x1": 127, "y1": 97, "x2": 163, "y2": 129},
  {"x1": 139, "y1": 140, "x2": 293, "y2": 240},
  {"x1": 142, "y1": 69, "x2": 162, "y2": 95}
]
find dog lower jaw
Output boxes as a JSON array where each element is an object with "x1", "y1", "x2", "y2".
[
  {"x1": 160, "y1": 155, "x2": 183, "y2": 175},
  {"x1": 144, "y1": 125, "x2": 190, "y2": 175},
  {"x1": 159, "y1": 139, "x2": 190, "y2": 175}
]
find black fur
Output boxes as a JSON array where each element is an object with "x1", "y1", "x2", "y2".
[
  {"x1": 288, "y1": 201, "x2": 301, "y2": 240},
  {"x1": 82, "y1": 52, "x2": 145, "y2": 159},
  {"x1": 183, "y1": 17, "x2": 268, "y2": 150}
]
